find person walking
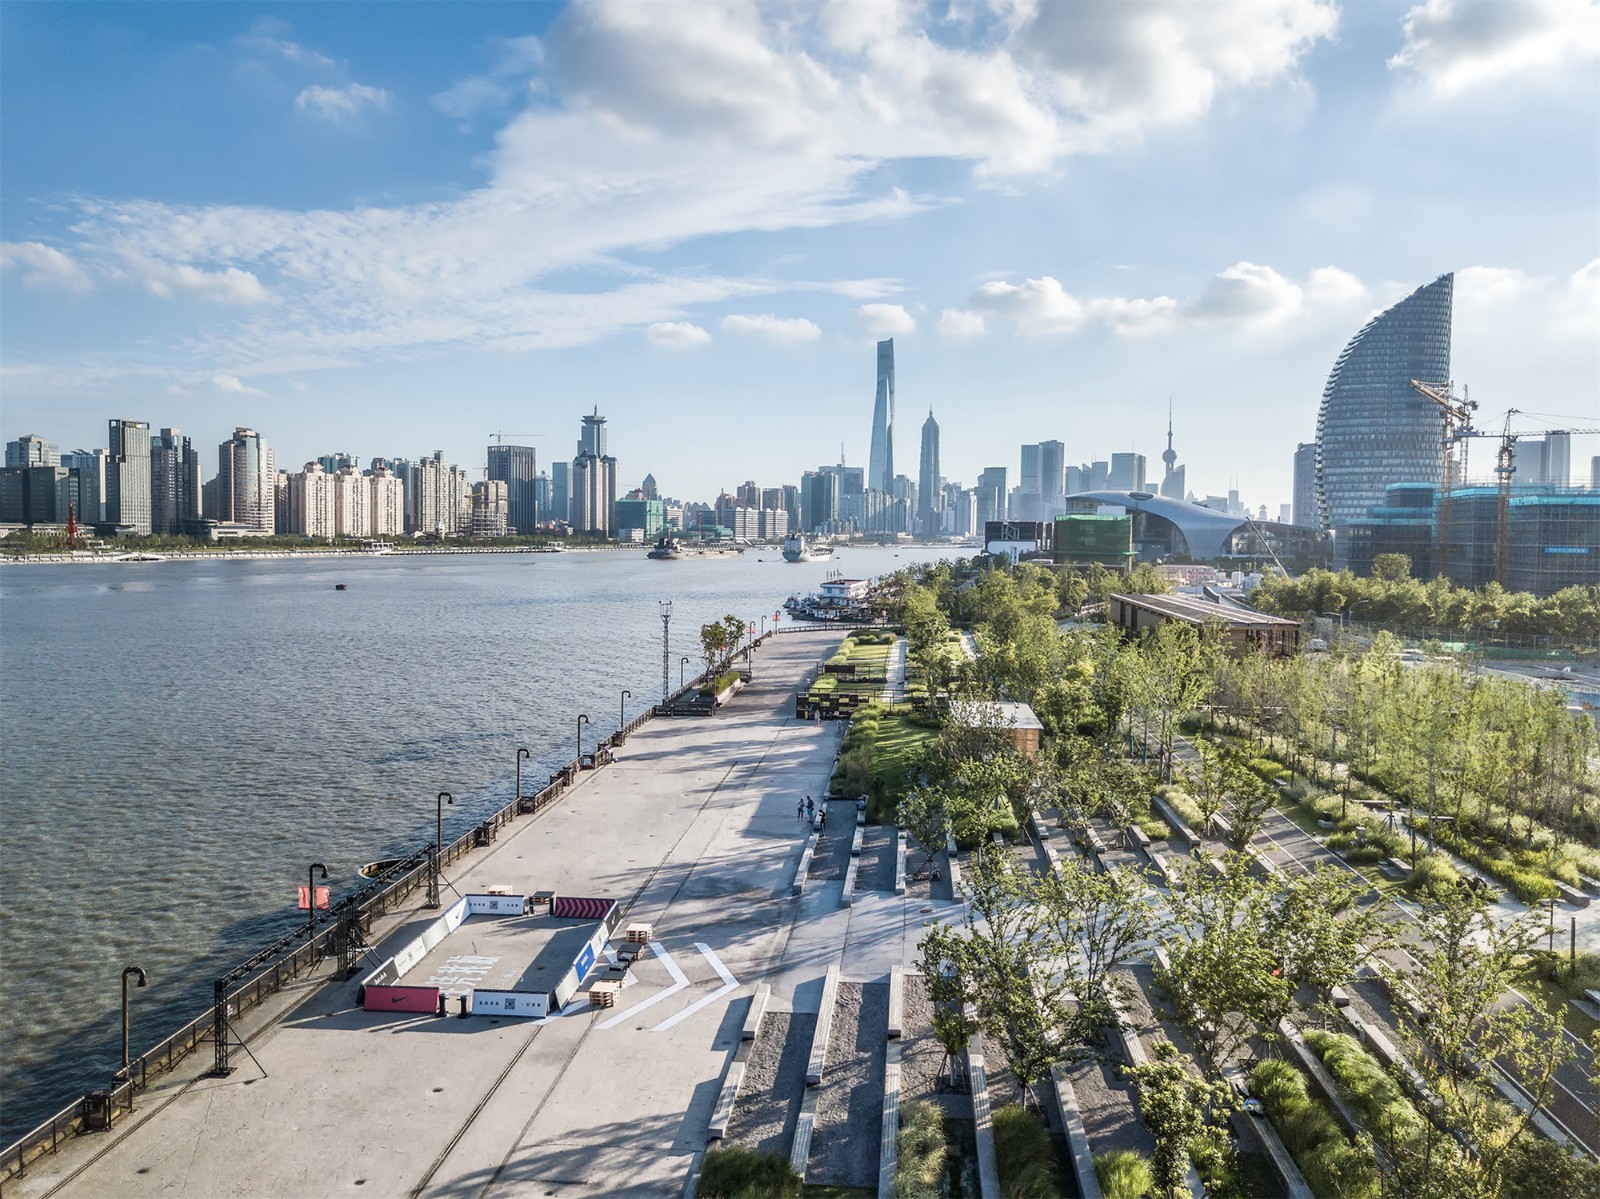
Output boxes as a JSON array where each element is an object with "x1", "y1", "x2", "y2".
[
  {"x1": 798, "y1": 796, "x2": 806, "y2": 821},
  {"x1": 819, "y1": 806, "x2": 828, "y2": 831},
  {"x1": 805, "y1": 796, "x2": 815, "y2": 821}
]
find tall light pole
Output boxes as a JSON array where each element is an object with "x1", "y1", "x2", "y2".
[
  {"x1": 759, "y1": 614, "x2": 768, "y2": 637},
  {"x1": 680, "y1": 656, "x2": 689, "y2": 689},
  {"x1": 577, "y1": 714, "x2": 590, "y2": 766},
  {"x1": 619, "y1": 690, "x2": 632, "y2": 742},
  {"x1": 119, "y1": 965, "x2": 147, "y2": 1081},
  {"x1": 428, "y1": 793, "x2": 453, "y2": 909},
  {"x1": 306, "y1": 862, "x2": 328, "y2": 960},
  {"x1": 515, "y1": 747, "x2": 530, "y2": 810},
  {"x1": 659, "y1": 600, "x2": 672, "y2": 703}
]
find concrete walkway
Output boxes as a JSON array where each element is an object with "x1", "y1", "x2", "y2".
[
  {"x1": 15, "y1": 631, "x2": 871, "y2": 1199},
  {"x1": 881, "y1": 637, "x2": 908, "y2": 704}
]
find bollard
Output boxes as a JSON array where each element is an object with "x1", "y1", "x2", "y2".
[
  {"x1": 458, "y1": 994, "x2": 469, "y2": 1018},
  {"x1": 436, "y1": 994, "x2": 447, "y2": 1018}
]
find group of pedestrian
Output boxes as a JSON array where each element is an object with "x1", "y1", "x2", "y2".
[{"x1": 796, "y1": 795, "x2": 826, "y2": 831}]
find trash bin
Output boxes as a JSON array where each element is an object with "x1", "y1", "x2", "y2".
[
  {"x1": 84, "y1": 1090, "x2": 112, "y2": 1130},
  {"x1": 474, "y1": 822, "x2": 497, "y2": 847}
]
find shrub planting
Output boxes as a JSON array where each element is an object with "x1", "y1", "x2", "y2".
[
  {"x1": 1250, "y1": 1059, "x2": 1376, "y2": 1199},
  {"x1": 1094, "y1": 1149, "x2": 1154, "y2": 1199},
  {"x1": 893, "y1": 1099, "x2": 945, "y2": 1198},
  {"x1": 990, "y1": 1105, "x2": 1062, "y2": 1199},
  {"x1": 697, "y1": 1145, "x2": 801, "y2": 1198}
]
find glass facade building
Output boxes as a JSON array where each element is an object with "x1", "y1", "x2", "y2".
[
  {"x1": 868, "y1": 338, "x2": 895, "y2": 494},
  {"x1": 1315, "y1": 273, "x2": 1453, "y2": 549}
]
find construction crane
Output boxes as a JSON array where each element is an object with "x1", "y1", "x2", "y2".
[
  {"x1": 1477, "y1": 409, "x2": 1600, "y2": 585},
  {"x1": 489, "y1": 432, "x2": 544, "y2": 446},
  {"x1": 1408, "y1": 379, "x2": 1477, "y2": 581}
]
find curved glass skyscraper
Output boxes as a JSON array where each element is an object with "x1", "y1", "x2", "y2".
[{"x1": 1315, "y1": 273, "x2": 1452, "y2": 540}]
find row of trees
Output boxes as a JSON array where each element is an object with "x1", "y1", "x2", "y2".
[{"x1": 1252, "y1": 561, "x2": 1599, "y2": 641}]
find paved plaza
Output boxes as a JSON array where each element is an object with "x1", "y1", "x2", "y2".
[{"x1": 17, "y1": 630, "x2": 946, "y2": 1199}]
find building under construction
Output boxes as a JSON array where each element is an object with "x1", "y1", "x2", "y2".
[{"x1": 1343, "y1": 482, "x2": 1599, "y2": 595}]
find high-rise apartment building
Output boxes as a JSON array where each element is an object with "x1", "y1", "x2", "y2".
[
  {"x1": 150, "y1": 428, "x2": 201, "y2": 535},
  {"x1": 1292, "y1": 442, "x2": 1318, "y2": 528},
  {"x1": 210, "y1": 427, "x2": 276, "y2": 533},
  {"x1": 572, "y1": 451, "x2": 616, "y2": 536},
  {"x1": 918, "y1": 410, "x2": 941, "y2": 537},
  {"x1": 801, "y1": 469, "x2": 840, "y2": 532},
  {"x1": 1108, "y1": 452, "x2": 1147, "y2": 492},
  {"x1": 60, "y1": 449, "x2": 108, "y2": 523},
  {"x1": 1514, "y1": 433, "x2": 1573, "y2": 486},
  {"x1": 868, "y1": 339, "x2": 895, "y2": 494},
  {"x1": 107, "y1": 420, "x2": 153, "y2": 533},
  {"x1": 369, "y1": 465, "x2": 404, "y2": 536},
  {"x1": 1088, "y1": 461, "x2": 1110, "y2": 491},
  {"x1": 1065, "y1": 465, "x2": 1086, "y2": 495},
  {"x1": 549, "y1": 461, "x2": 571, "y2": 524},
  {"x1": 333, "y1": 466, "x2": 371, "y2": 538},
  {"x1": 285, "y1": 463, "x2": 337, "y2": 537},
  {"x1": 470, "y1": 480, "x2": 510, "y2": 537},
  {"x1": 487, "y1": 443, "x2": 539, "y2": 534},
  {"x1": 1315, "y1": 273, "x2": 1453, "y2": 538}
]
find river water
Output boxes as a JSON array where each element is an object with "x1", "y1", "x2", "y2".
[{"x1": 0, "y1": 545, "x2": 947, "y2": 1141}]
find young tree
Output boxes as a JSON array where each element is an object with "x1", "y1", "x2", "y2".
[
  {"x1": 1036, "y1": 857, "x2": 1164, "y2": 1035},
  {"x1": 1123, "y1": 1041, "x2": 1235, "y2": 1199},
  {"x1": 916, "y1": 921, "x2": 979, "y2": 1091},
  {"x1": 1266, "y1": 866, "x2": 1388, "y2": 1022},
  {"x1": 1223, "y1": 758, "x2": 1274, "y2": 850},
  {"x1": 898, "y1": 784, "x2": 950, "y2": 876},
  {"x1": 1189, "y1": 740, "x2": 1229, "y2": 836},
  {"x1": 1159, "y1": 853, "x2": 1291, "y2": 1059}
]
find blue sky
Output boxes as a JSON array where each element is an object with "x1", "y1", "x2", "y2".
[{"x1": 3, "y1": 0, "x2": 1597, "y2": 509}]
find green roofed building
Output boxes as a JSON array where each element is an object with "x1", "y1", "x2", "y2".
[{"x1": 1053, "y1": 513, "x2": 1135, "y2": 566}]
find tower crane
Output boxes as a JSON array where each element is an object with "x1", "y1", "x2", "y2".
[
  {"x1": 1407, "y1": 379, "x2": 1477, "y2": 581},
  {"x1": 1476, "y1": 409, "x2": 1600, "y2": 585},
  {"x1": 483, "y1": 432, "x2": 546, "y2": 480}
]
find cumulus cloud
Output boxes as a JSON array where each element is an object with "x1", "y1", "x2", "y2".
[
  {"x1": 855, "y1": 303, "x2": 916, "y2": 335},
  {"x1": 9, "y1": 1, "x2": 1341, "y2": 384},
  {"x1": 720, "y1": 313, "x2": 822, "y2": 343},
  {"x1": 211, "y1": 373, "x2": 266, "y2": 396},
  {"x1": 646, "y1": 320, "x2": 711, "y2": 347},
  {"x1": 0, "y1": 241, "x2": 93, "y2": 293},
  {"x1": 936, "y1": 307, "x2": 986, "y2": 338},
  {"x1": 1389, "y1": 0, "x2": 1600, "y2": 95},
  {"x1": 947, "y1": 261, "x2": 1369, "y2": 337},
  {"x1": 296, "y1": 83, "x2": 392, "y2": 120},
  {"x1": 1456, "y1": 265, "x2": 1539, "y2": 309}
]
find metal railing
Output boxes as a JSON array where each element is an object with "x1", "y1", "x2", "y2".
[{"x1": 0, "y1": 656, "x2": 765, "y2": 1187}]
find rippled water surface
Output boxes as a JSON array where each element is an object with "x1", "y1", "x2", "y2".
[{"x1": 0, "y1": 546, "x2": 946, "y2": 1140}]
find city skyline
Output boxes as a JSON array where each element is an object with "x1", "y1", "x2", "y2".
[{"x1": 2, "y1": 2, "x2": 1596, "y2": 504}]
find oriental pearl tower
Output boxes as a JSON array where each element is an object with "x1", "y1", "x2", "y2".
[{"x1": 1160, "y1": 405, "x2": 1185, "y2": 499}]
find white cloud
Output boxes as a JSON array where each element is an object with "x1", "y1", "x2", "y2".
[
  {"x1": 143, "y1": 264, "x2": 269, "y2": 305},
  {"x1": 720, "y1": 313, "x2": 822, "y2": 343},
  {"x1": 1389, "y1": 0, "x2": 1600, "y2": 96},
  {"x1": 238, "y1": 19, "x2": 337, "y2": 71},
  {"x1": 211, "y1": 373, "x2": 266, "y2": 396},
  {"x1": 0, "y1": 241, "x2": 93, "y2": 293},
  {"x1": 1561, "y1": 258, "x2": 1600, "y2": 334},
  {"x1": 1456, "y1": 265, "x2": 1539, "y2": 309},
  {"x1": 855, "y1": 303, "x2": 916, "y2": 335},
  {"x1": 646, "y1": 320, "x2": 711, "y2": 347},
  {"x1": 950, "y1": 262, "x2": 1367, "y2": 337},
  {"x1": 296, "y1": 83, "x2": 392, "y2": 121},
  {"x1": 13, "y1": 1, "x2": 1339, "y2": 383},
  {"x1": 1187, "y1": 262, "x2": 1304, "y2": 327},
  {"x1": 936, "y1": 307, "x2": 986, "y2": 338}
]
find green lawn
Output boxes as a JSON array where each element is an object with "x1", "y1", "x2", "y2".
[
  {"x1": 868, "y1": 711, "x2": 939, "y2": 822},
  {"x1": 1512, "y1": 955, "x2": 1600, "y2": 1044}
]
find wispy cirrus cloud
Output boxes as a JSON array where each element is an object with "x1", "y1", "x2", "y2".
[
  {"x1": 295, "y1": 83, "x2": 392, "y2": 121},
  {"x1": 720, "y1": 314, "x2": 822, "y2": 344}
]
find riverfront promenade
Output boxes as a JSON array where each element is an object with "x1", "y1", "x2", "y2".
[{"x1": 16, "y1": 630, "x2": 925, "y2": 1199}]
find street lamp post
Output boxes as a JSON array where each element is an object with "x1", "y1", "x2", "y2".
[
  {"x1": 680, "y1": 656, "x2": 689, "y2": 689},
  {"x1": 307, "y1": 862, "x2": 329, "y2": 960},
  {"x1": 659, "y1": 600, "x2": 672, "y2": 703},
  {"x1": 428, "y1": 792, "x2": 453, "y2": 909},
  {"x1": 576, "y1": 714, "x2": 590, "y2": 766},
  {"x1": 759, "y1": 615, "x2": 768, "y2": 637},
  {"x1": 119, "y1": 965, "x2": 147, "y2": 1081},
  {"x1": 619, "y1": 690, "x2": 632, "y2": 743},
  {"x1": 516, "y1": 747, "x2": 530, "y2": 810}
]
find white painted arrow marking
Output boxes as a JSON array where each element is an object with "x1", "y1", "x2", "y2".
[
  {"x1": 652, "y1": 943, "x2": 739, "y2": 1032},
  {"x1": 595, "y1": 942, "x2": 689, "y2": 1029}
]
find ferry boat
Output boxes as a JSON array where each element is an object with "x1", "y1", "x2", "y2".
[
  {"x1": 782, "y1": 533, "x2": 833, "y2": 563},
  {"x1": 647, "y1": 533, "x2": 745, "y2": 560}
]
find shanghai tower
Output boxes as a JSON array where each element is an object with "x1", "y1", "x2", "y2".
[
  {"x1": 868, "y1": 338, "x2": 895, "y2": 494},
  {"x1": 1315, "y1": 273, "x2": 1452, "y2": 538}
]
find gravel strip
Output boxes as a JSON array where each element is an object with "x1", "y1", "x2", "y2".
[
  {"x1": 725, "y1": 1012, "x2": 817, "y2": 1156},
  {"x1": 807, "y1": 802, "x2": 855, "y2": 881},
  {"x1": 899, "y1": 975, "x2": 968, "y2": 1118},
  {"x1": 859, "y1": 823, "x2": 897, "y2": 893},
  {"x1": 810, "y1": 981, "x2": 889, "y2": 1187}
]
